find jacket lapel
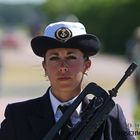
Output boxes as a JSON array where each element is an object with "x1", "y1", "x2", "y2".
[{"x1": 28, "y1": 88, "x2": 56, "y2": 139}]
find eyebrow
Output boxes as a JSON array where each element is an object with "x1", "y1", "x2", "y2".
[
  {"x1": 49, "y1": 51, "x2": 76, "y2": 56},
  {"x1": 49, "y1": 53, "x2": 58, "y2": 56},
  {"x1": 67, "y1": 52, "x2": 76, "y2": 55}
]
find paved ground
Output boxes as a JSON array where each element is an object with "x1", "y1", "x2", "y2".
[{"x1": 0, "y1": 35, "x2": 137, "y2": 138}]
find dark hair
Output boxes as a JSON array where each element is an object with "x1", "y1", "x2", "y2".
[{"x1": 80, "y1": 50, "x2": 89, "y2": 60}]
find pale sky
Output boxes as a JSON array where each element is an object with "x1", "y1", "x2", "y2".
[{"x1": 0, "y1": 0, "x2": 46, "y2": 4}]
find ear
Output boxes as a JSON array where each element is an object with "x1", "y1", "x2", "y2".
[
  {"x1": 42, "y1": 61, "x2": 48, "y2": 76},
  {"x1": 42, "y1": 61, "x2": 45, "y2": 69},
  {"x1": 84, "y1": 59, "x2": 91, "y2": 73}
]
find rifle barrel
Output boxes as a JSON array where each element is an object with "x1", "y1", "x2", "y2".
[{"x1": 109, "y1": 62, "x2": 137, "y2": 97}]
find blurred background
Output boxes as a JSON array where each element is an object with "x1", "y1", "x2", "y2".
[{"x1": 0, "y1": 0, "x2": 140, "y2": 139}]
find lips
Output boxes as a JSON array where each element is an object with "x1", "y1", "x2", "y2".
[{"x1": 57, "y1": 76, "x2": 71, "y2": 81}]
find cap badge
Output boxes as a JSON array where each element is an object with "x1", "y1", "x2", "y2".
[{"x1": 55, "y1": 27, "x2": 72, "y2": 41}]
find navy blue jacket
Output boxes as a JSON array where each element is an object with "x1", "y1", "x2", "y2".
[{"x1": 0, "y1": 88, "x2": 135, "y2": 140}]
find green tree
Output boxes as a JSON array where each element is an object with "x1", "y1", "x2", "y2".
[{"x1": 41, "y1": 0, "x2": 140, "y2": 54}]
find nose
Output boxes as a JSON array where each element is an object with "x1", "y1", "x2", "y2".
[{"x1": 58, "y1": 60, "x2": 69, "y2": 73}]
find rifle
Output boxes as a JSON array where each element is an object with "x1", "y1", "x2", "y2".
[{"x1": 43, "y1": 62, "x2": 137, "y2": 140}]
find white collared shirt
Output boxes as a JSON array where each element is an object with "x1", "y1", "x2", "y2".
[{"x1": 49, "y1": 88, "x2": 81, "y2": 126}]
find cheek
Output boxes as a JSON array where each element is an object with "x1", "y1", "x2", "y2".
[
  {"x1": 47, "y1": 67, "x2": 56, "y2": 75},
  {"x1": 44, "y1": 64, "x2": 56, "y2": 78},
  {"x1": 70, "y1": 64, "x2": 85, "y2": 79},
  {"x1": 72, "y1": 71, "x2": 84, "y2": 86},
  {"x1": 71, "y1": 68, "x2": 82, "y2": 74},
  {"x1": 70, "y1": 63, "x2": 85, "y2": 73}
]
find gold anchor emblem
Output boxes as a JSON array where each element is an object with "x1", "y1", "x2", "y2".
[{"x1": 55, "y1": 27, "x2": 72, "y2": 41}]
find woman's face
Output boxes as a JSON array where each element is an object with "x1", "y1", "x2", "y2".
[{"x1": 42, "y1": 48, "x2": 91, "y2": 96}]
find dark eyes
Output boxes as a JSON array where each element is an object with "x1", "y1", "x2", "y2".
[
  {"x1": 67, "y1": 56, "x2": 77, "y2": 60},
  {"x1": 49, "y1": 56, "x2": 77, "y2": 61},
  {"x1": 49, "y1": 56, "x2": 59, "y2": 61}
]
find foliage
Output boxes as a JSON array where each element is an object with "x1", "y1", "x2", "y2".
[
  {"x1": 0, "y1": 4, "x2": 44, "y2": 27},
  {"x1": 134, "y1": 103, "x2": 140, "y2": 140},
  {"x1": 41, "y1": 0, "x2": 140, "y2": 54}
]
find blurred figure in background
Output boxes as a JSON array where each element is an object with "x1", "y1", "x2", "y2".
[
  {"x1": 0, "y1": 40, "x2": 3, "y2": 93},
  {"x1": 126, "y1": 27, "x2": 140, "y2": 103}
]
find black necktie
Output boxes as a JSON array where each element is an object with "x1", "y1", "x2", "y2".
[{"x1": 58, "y1": 104, "x2": 72, "y2": 139}]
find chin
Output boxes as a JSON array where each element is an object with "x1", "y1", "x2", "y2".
[{"x1": 59, "y1": 83, "x2": 81, "y2": 92}]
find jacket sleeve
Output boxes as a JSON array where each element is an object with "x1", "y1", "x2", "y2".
[
  {"x1": 116, "y1": 104, "x2": 136, "y2": 140},
  {"x1": 0, "y1": 104, "x2": 16, "y2": 140}
]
